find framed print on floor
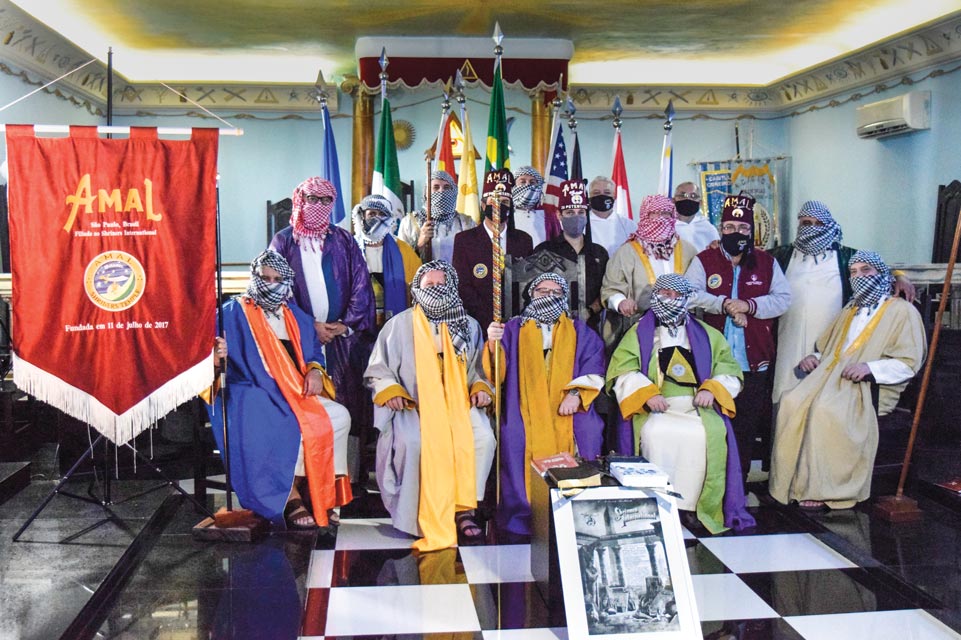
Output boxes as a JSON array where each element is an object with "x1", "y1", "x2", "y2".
[{"x1": 552, "y1": 486, "x2": 700, "y2": 639}]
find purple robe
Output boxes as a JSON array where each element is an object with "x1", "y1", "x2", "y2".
[
  {"x1": 497, "y1": 317, "x2": 606, "y2": 535},
  {"x1": 269, "y1": 226, "x2": 376, "y2": 434},
  {"x1": 634, "y1": 311, "x2": 756, "y2": 531}
]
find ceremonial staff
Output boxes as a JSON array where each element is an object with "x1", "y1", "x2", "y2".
[
  {"x1": 423, "y1": 157, "x2": 433, "y2": 261},
  {"x1": 490, "y1": 23, "x2": 506, "y2": 508}
]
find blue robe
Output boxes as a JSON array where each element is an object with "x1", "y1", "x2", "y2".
[{"x1": 208, "y1": 297, "x2": 325, "y2": 524}]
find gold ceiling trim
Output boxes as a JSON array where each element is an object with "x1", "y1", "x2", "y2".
[{"x1": 0, "y1": 1, "x2": 959, "y2": 116}]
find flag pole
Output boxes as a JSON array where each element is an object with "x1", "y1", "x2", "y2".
[
  {"x1": 214, "y1": 176, "x2": 233, "y2": 513},
  {"x1": 658, "y1": 100, "x2": 675, "y2": 196},
  {"x1": 424, "y1": 156, "x2": 433, "y2": 261},
  {"x1": 544, "y1": 75, "x2": 562, "y2": 172},
  {"x1": 490, "y1": 23, "x2": 505, "y2": 511}
]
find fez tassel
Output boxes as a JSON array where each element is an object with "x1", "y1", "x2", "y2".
[{"x1": 13, "y1": 352, "x2": 214, "y2": 445}]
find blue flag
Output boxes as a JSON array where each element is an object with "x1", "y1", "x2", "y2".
[{"x1": 320, "y1": 103, "x2": 346, "y2": 223}]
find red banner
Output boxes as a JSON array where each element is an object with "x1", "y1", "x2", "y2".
[{"x1": 6, "y1": 125, "x2": 218, "y2": 443}]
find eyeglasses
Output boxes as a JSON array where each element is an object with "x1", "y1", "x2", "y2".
[
  {"x1": 304, "y1": 195, "x2": 334, "y2": 205},
  {"x1": 721, "y1": 223, "x2": 752, "y2": 234},
  {"x1": 675, "y1": 191, "x2": 700, "y2": 200},
  {"x1": 532, "y1": 287, "x2": 566, "y2": 299}
]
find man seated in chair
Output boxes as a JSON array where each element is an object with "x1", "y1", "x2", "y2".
[
  {"x1": 487, "y1": 272, "x2": 606, "y2": 536},
  {"x1": 770, "y1": 251, "x2": 925, "y2": 511},
  {"x1": 351, "y1": 194, "x2": 421, "y2": 328},
  {"x1": 534, "y1": 179, "x2": 609, "y2": 330},
  {"x1": 364, "y1": 260, "x2": 496, "y2": 550},
  {"x1": 606, "y1": 274, "x2": 754, "y2": 533},
  {"x1": 208, "y1": 250, "x2": 352, "y2": 529}
]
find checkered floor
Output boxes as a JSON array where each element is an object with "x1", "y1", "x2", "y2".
[{"x1": 297, "y1": 492, "x2": 961, "y2": 640}]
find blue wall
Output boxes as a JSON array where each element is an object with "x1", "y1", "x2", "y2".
[{"x1": 0, "y1": 60, "x2": 957, "y2": 264}]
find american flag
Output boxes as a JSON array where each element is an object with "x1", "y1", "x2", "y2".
[{"x1": 541, "y1": 121, "x2": 568, "y2": 220}]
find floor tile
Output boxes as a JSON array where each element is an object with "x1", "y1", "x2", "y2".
[
  {"x1": 330, "y1": 547, "x2": 468, "y2": 586},
  {"x1": 334, "y1": 517, "x2": 417, "y2": 550},
  {"x1": 301, "y1": 587, "x2": 329, "y2": 637},
  {"x1": 739, "y1": 567, "x2": 942, "y2": 617},
  {"x1": 307, "y1": 550, "x2": 335, "y2": 588},
  {"x1": 460, "y1": 544, "x2": 534, "y2": 584},
  {"x1": 324, "y1": 584, "x2": 480, "y2": 636},
  {"x1": 482, "y1": 628, "x2": 568, "y2": 639},
  {"x1": 783, "y1": 608, "x2": 961, "y2": 639},
  {"x1": 685, "y1": 540, "x2": 732, "y2": 575},
  {"x1": 700, "y1": 618, "x2": 806, "y2": 639},
  {"x1": 700, "y1": 533, "x2": 856, "y2": 573},
  {"x1": 692, "y1": 573, "x2": 779, "y2": 621}
]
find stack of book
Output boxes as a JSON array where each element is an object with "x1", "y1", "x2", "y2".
[{"x1": 531, "y1": 452, "x2": 603, "y2": 490}]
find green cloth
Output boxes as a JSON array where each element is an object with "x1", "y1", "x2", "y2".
[{"x1": 606, "y1": 319, "x2": 743, "y2": 534}]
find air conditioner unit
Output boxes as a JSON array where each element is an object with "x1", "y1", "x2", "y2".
[{"x1": 856, "y1": 91, "x2": 930, "y2": 139}]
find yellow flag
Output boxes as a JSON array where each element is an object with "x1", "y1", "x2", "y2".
[{"x1": 456, "y1": 107, "x2": 481, "y2": 224}]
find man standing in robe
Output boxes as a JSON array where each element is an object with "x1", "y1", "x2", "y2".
[
  {"x1": 588, "y1": 176, "x2": 635, "y2": 257},
  {"x1": 209, "y1": 250, "x2": 352, "y2": 529},
  {"x1": 351, "y1": 194, "x2": 421, "y2": 328},
  {"x1": 486, "y1": 272, "x2": 606, "y2": 536},
  {"x1": 534, "y1": 179, "x2": 609, "y2": 330},
  {"x1": 511, "y1": 165, "x2": 560, "y2": 245},
  {"x1": 770, "y1": 251, "x2": 925, "y2": 511},
  {"x1": 270, "y1": 177, "x2": 376, "y2": 480},
  {"x1": 364, "y1": 260, "x2": 496, "y2": 550},
  {"x1": 607, "y1": 274, "x2": 754, "y2": 533},
  {"x1": 452, "y1": 169, "x2": 534, "y2": 334},
  {"x1": 601, "y1": 194, "x2": 697, "y2": 346},
  {"x1": 673, "y1": 182, "x2": 719, "y2": 253},
  {"x1": 686, "y1": 192, "x2": 791, "y2": 482},
  {"x1": 398, "y1": 170, "x2": 476, "y2": 263}
]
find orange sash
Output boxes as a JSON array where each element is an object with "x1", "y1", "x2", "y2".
[{"x1": 240, "y1": 298, "x2": 350, "y2": 526}]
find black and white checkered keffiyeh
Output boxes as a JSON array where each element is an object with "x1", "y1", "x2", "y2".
[
  {"x1": 410, "y1": 260, "x2": 471, "y2": 354},
  {"x1": 245, "y1": 249, "x2": 295, "y2": 317},
  {"x1": 849, "y1": 250, "x2": 893, "y2": 309},
  {"x1": 794, "y1": 200, "x2": 843, "y2": 257},
  {"x1": 417, "y1": 170, "x2": 458, "y2": 225},
  {"x1": 649, "y1": 273, "x2": 694, "y2": 337},
  {"x1": 521, "y1": 272, "x2": 570, "y2": 326},
  {"x1": 352, "y1": 194, "x2": 395, "y2": 246},
  {"x1": 512, "y1": 166, "x2": 545, "y2": 210}
]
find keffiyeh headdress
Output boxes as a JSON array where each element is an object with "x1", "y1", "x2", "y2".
[
  {"x1": 849, "y1": 250, "x2": 893, "y2": 309},
  {"x1": 512, "y1": 166, "x2": 545, "y2": 210},
  {"x1": 245, "y1": 249, "x2": 295, "y2": 317},
  {"x1": 795, "y1": 200, "x2": 843, "y2": 257},
  {"x1": 630, "y1": 194, "x2": 678, "y2": 260},
  {"x1": 291, "y1": 177, "x2": 337, "y2": 247},
  {"x1": 410, "y1": 260, "x2": 471, "y2": 354},
  {"x1": 649, "y1": 273, "x2": 694, "y2": 337},
  {"x1": 521, "y1": 272, "x2": 570, "y2": 326}
]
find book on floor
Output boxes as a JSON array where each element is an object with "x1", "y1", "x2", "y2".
[
  {"x1": 546, "y1": 464, "x2": 603, "y2": 490},
  {"x1": 531, "y1": 451, "x2": 579, "y2": 476}
]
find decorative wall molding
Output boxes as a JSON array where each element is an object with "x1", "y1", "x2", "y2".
[{"x1": 0, "y1": 0, "x2": 959, "y2": 118}]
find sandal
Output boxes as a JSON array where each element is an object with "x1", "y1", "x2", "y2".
[
  {"x1": 327, "y1": 509, "x2": 341, "y2": 527},
  {"x1": 284, "y1": 498, "x2": 318, "y2": 529},
  {"x1": 455, "y1": 511, "x2": 484, "y2": 545}
]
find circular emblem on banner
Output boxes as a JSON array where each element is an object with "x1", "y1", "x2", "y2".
[
  {"x1": 84, "y1": 251, "x2": 146, "y2": 311},
  {"x1": 707, "y1": 274, "x2": 723, "y2": 289},
  {"x1": 473, "y1": 263, "x2": 488, "y2": 279},
  {"x1": 670, "y1": 363, "x2": 687, "y2": 378}
]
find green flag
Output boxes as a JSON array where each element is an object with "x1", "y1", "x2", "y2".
[
  {"x1": 373, "y1": 97, "x2": 404, "y2": 215},
  {"x1": 485, "y1": 58, "x2": 510, "y2": 173}
]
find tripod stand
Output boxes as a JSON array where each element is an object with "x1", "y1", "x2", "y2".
[{"x1": 12, "y1": 425, "x2": 214, "y2": 542}]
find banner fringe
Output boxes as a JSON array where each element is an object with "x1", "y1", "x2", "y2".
[{"x1": 13, "y1": 353, "x2": 214, "y2": 445}]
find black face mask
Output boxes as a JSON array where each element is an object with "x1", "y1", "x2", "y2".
[
  {"x1": 589, "y1": 195, "x2": 614, "y2": 212},
  {"x1": 674, "y1": 200, "x2": 700, "y2": 217},
  {"x1": 721, "y1": 232, "x2": 753, "y2": 256},
  {"x1": 483, "y1": 202, "x2": 513, "y2": 222}
]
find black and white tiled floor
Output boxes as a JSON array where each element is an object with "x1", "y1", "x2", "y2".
[{"x1": 297, "y1": 492, "x2": 961, "y2": 640}]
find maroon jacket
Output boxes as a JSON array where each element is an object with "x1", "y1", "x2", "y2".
[
  {"x1": 452, "y1": 224, "x2": 533, "y2": 334},
  {"x1": 697, "y1": 247, "x2": 776, "y2": 372}
]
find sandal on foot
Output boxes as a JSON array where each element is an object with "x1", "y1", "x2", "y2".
[
  {"x1": 284, "y1": 498, "x2": 318, "y2": 529},
  {"x1": 455, "y1": 511, "x2": 484, "y2": 544},
  {"x1": 798, "y1": 500, "x2": 828, "y2": 512},
  {"x1": 327, "y1": 509, "x2": 341, "y2": 527}
]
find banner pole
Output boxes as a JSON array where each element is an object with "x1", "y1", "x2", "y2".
[{"x1": 214, "y1": 178, "x2": 234, "y2": 512}]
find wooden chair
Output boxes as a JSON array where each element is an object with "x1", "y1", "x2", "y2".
[{"x1": 266, "y1": 197, "x2": 293, "y2": 243}]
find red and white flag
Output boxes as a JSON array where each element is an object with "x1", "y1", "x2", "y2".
[
  {"x1": 434, "y1": 110, "x2": 458, "y2": 183},
  {"x1": 6, "y1": 125, "x2": 219, "y2": 444},
  {"x1": 611, "y1": 129, "x2": 633, "y2": 220}
]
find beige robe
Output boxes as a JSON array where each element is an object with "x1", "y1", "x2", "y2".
[{"x1": 770, "y1": 297, "x2": 926, "y2": 509}]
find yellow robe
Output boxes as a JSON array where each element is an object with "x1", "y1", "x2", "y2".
[{"x1": 770, "y1": 298, "x2": 925, "y2": 508}]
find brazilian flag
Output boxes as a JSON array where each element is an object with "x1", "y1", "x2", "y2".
[{"x1": 485, "y1": 58, "x2": 510, "y2": 173}]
